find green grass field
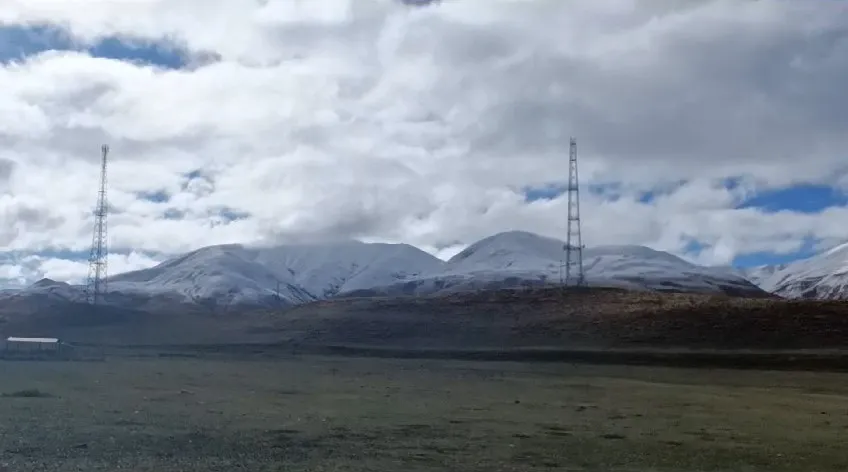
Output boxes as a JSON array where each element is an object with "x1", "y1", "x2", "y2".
[{"x1": 1, "y1": 355, "x2": 847, "y2": 471}]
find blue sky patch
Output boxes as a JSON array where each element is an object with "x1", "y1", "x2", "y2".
[
  {"x1": 183, "y1": 169, "x2": 205, "y2": 180},
  {"x1": 722, "y1": 176, "x2": 748, "y2": 191},
  {"x1": 637, "y1": 190, "x2": 655, "y2": 204},
  {"x1": 732, "y1": 237, "x2": 819, "y2": 267},
  {"x1": 163, "y1": 208, "x2": 185, "y2": 220},
  {"x1": 637, "y1": 180, "x2": 689, "y2": 204},
  {"x1": 212, "y1": 207, "x2": 251, "y2": 223},
  {"x1": 523, "y1": 180, "x2": 695, "y2": 204},
  {"x1": 161, "y1": 206, "x2": 249, "y2": 223},
  {"x1": 87, "y1": 36, "x2": 188, "y2": 68},
  {"x1": 181, "y1": 169, "x2": 213, "y2": 187},
  {"x1": 524, "y1": 182, "x2": 627, "y2": 202},
  {"x1": 682, "y1": 239, "x2": 706, "y2": 255},
  {"x1": 679, "y1": 237, "x2": 818, "y2": 268},
  {"x1": 0, "y1": 23, "x2": 191, "y2": 68},
  {"x1": 737, "y1": 184, "x2": 848, "y2": 214},
  {"x1": 586, "y1": 183, "x2": 623, "y2": 201},
  {"x1": 523, "y1": 184, "x2": 566, "y2": 202},
  {"x1": 137, "y1": 190, "x2": 171, "y2": 203}
]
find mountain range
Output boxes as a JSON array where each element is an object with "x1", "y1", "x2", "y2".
[
  {"x1": 739, "y1": 242, "x2": 848, "y2": 300},
  {"x1": 0, "y1": 231, "x2": 770, "y2": 313}
]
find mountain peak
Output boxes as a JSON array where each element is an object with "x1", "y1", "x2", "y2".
[
  {"x1": 474, "y1": 230, "x2": 560, "y2": 245},
  {"x1": 747, "y1": 240, "x2": 848, "y2": 299},
  {"x1": 449, "y1": 231, "x2": 562, "y2": 265},
  {"x1": 104, "y1": 240, "x2": 444, "y2": 305},
  {"x1": 30, "y1": 278, "x2": 68, "y2": 288}
]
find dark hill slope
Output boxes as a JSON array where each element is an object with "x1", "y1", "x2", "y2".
[
  {"x1": 265, "y1": 287, "x2": 848, "y2": 350},
  {"x1": 3, "y1": 287, "x2": 848, "y2": 350}
]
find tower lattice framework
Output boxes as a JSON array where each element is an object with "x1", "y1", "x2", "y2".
[
  {"x1": 563, "y1": 137, "x2": 586, "y2": 287},
  {"x1": 85, "y1": 144, "x2": 109, "y2": 306}
]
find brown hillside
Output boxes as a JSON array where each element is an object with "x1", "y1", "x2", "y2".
[
  {"x1": 2, "y1": 287, "x2": 848, "y2": 350},
  {"x1": 272, "y1": 287, "x2": 848, "y2": 350}
]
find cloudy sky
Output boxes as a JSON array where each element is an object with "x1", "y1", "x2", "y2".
[{"x1": 0, "y1": 0, "x2": 846, "y2": 287}]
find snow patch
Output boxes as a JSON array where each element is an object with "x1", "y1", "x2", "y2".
[{"x1": 743, "y1": 240, "x2": 848, "y2": 299}]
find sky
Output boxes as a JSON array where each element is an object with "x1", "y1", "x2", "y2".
[{"x1": 0, "y1": 0, "x2": 847, "y2": 287}]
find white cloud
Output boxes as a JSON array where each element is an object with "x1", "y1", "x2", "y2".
[
  {"x1": 0, "y1": 251, "x2": 161, "y2": 287},
  {"x1": 0, "y1": 0, "x2": 847, "y2": 285}
]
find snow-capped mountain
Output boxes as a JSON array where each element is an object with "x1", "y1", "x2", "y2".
[
  {"x1": 742, "y1": 242, "x2": 848, "y2": 299},
  {"x1": 9, "y1": 278, "x2": 82, "y2": 303},
  {"x1": 1, "y1": 231, "x2": 768, "y2": 310},
  {"x1": 105, "y1": 241, "x2": 446, "y2": 306},
  {"x1": 0, "y1": 241, "x2": 444, "y2": 309},
  {"x1": 737, "y1": 264, "x2": 789, "y2": 291},
  {"x1": 355, "y1": 231, "x2": 766, "y2": 297}
]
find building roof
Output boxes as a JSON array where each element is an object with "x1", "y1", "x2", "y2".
[{"x1": 6, "y1": 337, "x2": 59, "y2": 343}]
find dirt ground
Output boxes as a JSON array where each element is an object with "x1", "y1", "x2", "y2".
[{"x1": 1, "y1": 355, "x2": 847, "y2": 471}]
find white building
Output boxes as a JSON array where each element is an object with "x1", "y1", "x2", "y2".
[{"x1": 4, "y1": 337, "x2": 61, "y2": 352}]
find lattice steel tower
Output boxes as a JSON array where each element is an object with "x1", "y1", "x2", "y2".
[
  {"x1": 85, "y1": 145, "x2": 110, "y2": 306},
  {"x1": 563, "y1": 137, "x2": 586, "y2": 287}
]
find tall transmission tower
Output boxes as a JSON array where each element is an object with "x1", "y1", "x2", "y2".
[
  {"x1": 562, "y1": 137, "x2": 586, "y2": 287},
  {"x1": 85, "y1": 144, "x2": 110, "y2": 306}
]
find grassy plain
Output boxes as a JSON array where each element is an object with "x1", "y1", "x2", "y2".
[{"x1": 1, "y1": 355, "x2": 847, "y2": 471}]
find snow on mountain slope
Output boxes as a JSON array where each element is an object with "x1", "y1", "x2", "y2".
[
  {"x1": 747, "y1": 242, "x2": 848, "y2": 299},
  {"x1": 108, "y1": 244, "x2": 314, "y2": 306},
  {"x1": 448, "y1": 231, "x2": 565, "y2": 273},
  {"x1": 248, "y1": 242, "x2": 445, "y2": 297},
  {"x1": 36, "y1": 279, "x2": 83, "y2": 301},
  {"x1": 106, "y1": 241, "x2": 445, "y2": 306},
  {"x1": 737, "y1": 264, "x2": 788, "y2": 291},
  {"x1": 365, "y1": 231, "x2": 765, "y2": 296},
  {"x1": 4, "y1": 231, "x2": 768, "y2": 311},
  {"x1": 16, "y1": 278, "x2": 82, "y2": 301}
]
